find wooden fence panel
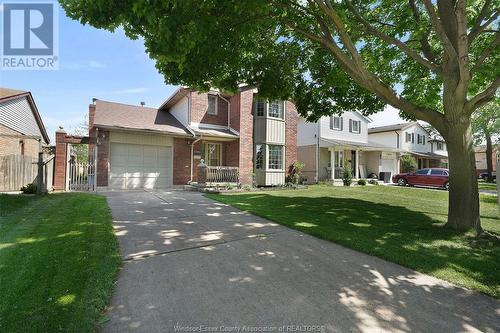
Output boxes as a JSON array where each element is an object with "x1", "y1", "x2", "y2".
[{"x1": 0, "y1": 154, "x2": 53, "y2": 192}]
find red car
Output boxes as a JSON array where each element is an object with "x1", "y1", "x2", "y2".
[{"x1": 392, "y1": 168, "x2": 450, "y2": 190}]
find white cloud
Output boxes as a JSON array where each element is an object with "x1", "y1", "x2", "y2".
[
  {"x1": 111, "y1": 87, "x2": 148, "y2": 94},
  {"x1": 61, "y1": 60, "x2": 107, "y2": 70}
]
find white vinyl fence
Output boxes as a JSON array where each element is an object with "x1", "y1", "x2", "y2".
[{"x1": 0, "y1": 154, "x2": 54, "y2": 192}]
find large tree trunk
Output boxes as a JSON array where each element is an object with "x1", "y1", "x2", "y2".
[
  {"x1": 485, "y1": 133, "x2": 494, "y2": 182},
  {"x1": 444, "y1": 120, "x2": 482, "y2": 233}
]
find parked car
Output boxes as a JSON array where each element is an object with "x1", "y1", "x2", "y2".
[
  {"x1": 479, "y1": 171, "x2": 496, "y2": 180},
  {"x1": 392, "y1": 168, "x2": 449, "y2": 190}
]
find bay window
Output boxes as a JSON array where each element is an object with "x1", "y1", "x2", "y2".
[{"x1": 268, "y1": 145, "x2": 283, "y2": 170}]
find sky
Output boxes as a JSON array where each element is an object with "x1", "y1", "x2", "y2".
[{"x1": 0, "y1": 2, "x2": 403, "y2": 143}]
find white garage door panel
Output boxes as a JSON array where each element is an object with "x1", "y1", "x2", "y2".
[{"x1": 109, "y1": 143, "x2": 173, "y2": 189}]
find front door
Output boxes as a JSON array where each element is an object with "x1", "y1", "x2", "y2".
[{"x1": 351, "y1": 150, "x2": 356, "y2": 174}]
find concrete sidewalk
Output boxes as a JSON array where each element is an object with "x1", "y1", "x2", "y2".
[{"x1": 102, "y1": 190, "x2": 499, "y2": 333}]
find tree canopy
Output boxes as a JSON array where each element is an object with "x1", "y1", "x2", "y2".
[{"x1": 61, "y1": 0, "x2": 499, "y2": 125}]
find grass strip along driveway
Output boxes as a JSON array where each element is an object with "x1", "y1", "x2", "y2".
[
  {"x1": 207, "y1": 185, "x2": 500, "y2": 298},
  {"x1": 0, "y1": 193, "x2": 120, "y2": 332}
]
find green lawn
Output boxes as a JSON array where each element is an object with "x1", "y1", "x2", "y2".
[
  {"x1": 0, "y1": 193, "x2": 120, "y2": 332},
  {"x1": 478, "y1": 180, "x2": 497, "y2": 191},
  {"x1": 207, "y1": 185, "x2": 500, "y2": 298}
]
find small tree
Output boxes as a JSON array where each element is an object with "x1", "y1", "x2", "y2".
[
  {"x1": 288, "y1": 161, "x2": 305, "y2": 185},
  {"x1": 401, "y1": 155, "x2": 418, "y2": 173},
  {"x1": 472, "y1": 99, "x2": 500, "y2": 182},
  {"x1": 342, "y1": 164, "x2": 352, "y2": 186}
]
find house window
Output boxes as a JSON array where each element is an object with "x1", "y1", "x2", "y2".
[
  {"x1": 268, "y1": 101, "x2": 284, "y2": 119},
  {"x1": 349, "y1": 119, "x2": 361, "y2": 133},
  {"x1": 405, "y1": 132, "x2": 411, "y2": 142},
  {"x1": 207, "y1": 95, "x2": 218, "y2": 115},
  {"x1": 255, "y1": 144, "x2": 264, "y2": 170},
  {"x1": 411, "y1": 133, "x2": 415, "y2": 143},
  {"x1": 330, "y1": 116, "x2": 342, "y2": 130},
  {"x1": 334, "y1": 150, "x2": 344, "y2": 168},
  {"x1": 268, "y1": 145, "x2": 283, "y2": 170},
  {"x1": 19, "y1": 140, "x2": 24, "y2": 155},
  {"x1": 204, "y1": 143, "x2": 222, "y2": 166},
  {"x1": 256, "y1": 100, "x2": 266, "y2": 117},
  {"x1": 423, "y1": 136, "x2": 426, "y2": 145},
  {"x1": 437, "y1": 142, "x2": 443, "y2": 150},
  {"x1": 417, "y1": 134, "x2": 422, "y2": 144}
]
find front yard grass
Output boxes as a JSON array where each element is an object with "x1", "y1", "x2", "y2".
[
  {"x1": 0, "y1": 193, "x2": 120, "y2": 332},
  {"x1": 207, "y1": 185, "x2": 500, "y2": 298},
  {"x1": 478, "y1": 180, "x2": 497, "y2": 191}
]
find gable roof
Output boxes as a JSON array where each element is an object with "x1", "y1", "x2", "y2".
[
  {"x1": 368, "y1": 123, "x2": 414, "y2": 134},
  {"x1": 93, "y1": 100, "x2": 192, "y2": 136},
  {"x1": 0, "y1": 88, "x2": 50, "y2": 144}
]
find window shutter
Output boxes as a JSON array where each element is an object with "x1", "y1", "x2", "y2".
[
  {"x1": 349, "y1": 119, "x2": 352, "y2": 132},
  {"x1": 423, "y1": 136, "x2": 426, "y2": 145},
  {"x1": 412, "y1": 133, "x2": 414, "y2": 143},
  {"x1": 340, "y1": 117, "x2": 343, "y2": 131},
  {"x1": 330, "y1": 116, "x2": 334, "y2": 129}
]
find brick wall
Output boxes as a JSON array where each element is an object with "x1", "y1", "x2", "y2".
[
  {"x1": 0, "y1": 124, "x2": 40, "y2": 158},
  {"x1": 285, "y1": 101, "x2": 299, "y2": 171},
  {"x1": 190, "y1": 91, "x2": 228, "y2": 126},
  {"x1": 53, "y1": 130, "x2": 68, "y2": 190},
  {"x1": 238, "y1": 89, "x2": 255, "y2": 184},
  {"x1": 173, "y1": 137, "x2": 192, "y2": 185},
  {"x1": 225, "y1": 139, "x2": 240, "y2": 167},
  {"x1": 96, "y1": 130, "x2": 109, "y2": 186}
]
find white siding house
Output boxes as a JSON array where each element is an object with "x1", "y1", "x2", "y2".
[{"x1": 298, "y1": 111, "x2": 401, "y2": 183}]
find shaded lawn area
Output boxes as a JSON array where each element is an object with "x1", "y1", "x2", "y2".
[
  {"x1": 478, "y1": 180, "x2": 497, "y2": 191},
  {"x1": 207, "y1": 185, "x2": 500, "y2": 298},
  {"x1": 0, "y1": 193, "x2": 120, "y2": 332}
]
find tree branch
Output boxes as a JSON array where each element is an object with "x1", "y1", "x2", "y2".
[
  {"x1": 408, "y1": 0, "x2": 438, "y2": 63},
  {"x1": 423, "y1": 0, "x2": 457, "y2": 58},
  {"x1": 467, "y1": 76, "x2": 500, "y2": 112},
  {"x1": 472, "y1": 32, "x2": 500, "y2": 72},
  {"x1": 469, "y1": 0, "x2": 497, "y2": 42},
  {"x1": 344, "y1": 0, "x2": 440, "y2": 74}
]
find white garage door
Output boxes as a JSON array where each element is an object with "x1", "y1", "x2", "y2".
[{"x1": 109, "y1": 143, "x2": 173, "y2": 189}]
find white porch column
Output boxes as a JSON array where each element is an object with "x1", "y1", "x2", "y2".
[
  {"x1": 355, "y1": 149, "x2": 360, "y2": 179},
  {"x1": 330, "y1": 148, "x2": 335, "y2": 181}
]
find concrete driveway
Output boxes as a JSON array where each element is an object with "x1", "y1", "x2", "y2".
[{"x1": 102, "y1": 190, "x2": 499, "y2": 333}]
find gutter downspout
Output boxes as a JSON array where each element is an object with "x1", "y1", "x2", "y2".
[{"x1": 189, "y1": 137, "x2": 201, "y2": 183}]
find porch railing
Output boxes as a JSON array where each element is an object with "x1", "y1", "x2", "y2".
[{"x1": 206, "y1": 166, "x2": 239, "y2": 184}]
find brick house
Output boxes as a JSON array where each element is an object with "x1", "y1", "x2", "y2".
[
  {"x1": 63, "y1": 86, "x2": 298, "y2": 190},
  {"x1": 0, "y1": 88, "x2": 50, "y2": 158}
]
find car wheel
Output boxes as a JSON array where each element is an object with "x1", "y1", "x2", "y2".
[
  {"x1": 397, "y1": 178, "x2": 407, "y2": 186},
  {"x1": 444, "y1": 182, "x2": 449, "y2": 191}
]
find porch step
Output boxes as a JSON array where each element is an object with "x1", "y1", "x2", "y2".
[{"x1": 183, "y1": 184, "x2": 199, "y2": 191}]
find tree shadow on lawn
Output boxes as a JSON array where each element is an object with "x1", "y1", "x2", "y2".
[
  {"x1": 0, "y1": 193, "x2": 120, "y2": 333},
  {"x1": 218, "y1": 193, "x2": 500, "y2": 297}
]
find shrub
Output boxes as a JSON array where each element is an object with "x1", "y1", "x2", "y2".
[
  {"x1": 242, "y1": 184, "x2": 252, "y2": 191},
  {"x1": 21, "y1": 183, "x2": 37, "y2": 194},
  {"x1": 342, "y1": 164, "x2": 352, "y2": 186},
  {"x1": 368, "y1": 179, "x2": 379, "y2": 185},
  {"x1": 357, "y1": 179, "x2": 367, "y2": 186},
  {"x1": 287, "y1": 161, "x2": 305, "y2": 185},
  {"x1": 401, "y1": 154, "x2": 417, "y2": 173}
]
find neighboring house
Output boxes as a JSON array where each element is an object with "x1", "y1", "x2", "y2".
[
  {"x1": 475, "y1": 145, "x2": 499, "y2": 174},
  {"x1": 0, "y1": 88, "x2": 50, "y2": 157},
  {"x1": 69, "y1": 86, "x2": 298, "y2": 190},
  {"x1": 368, "y1": 122, "x2": 448, "y2": 169},
  {"x1": 298, "y1": 112, "x2": 401, "y2": 183}
]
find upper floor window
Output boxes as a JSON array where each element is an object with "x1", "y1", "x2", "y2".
[
  {"x1": 256, "y1": 100, "x2": 266, "y2": 117},
  {"x1": 255, "y1": 144, "x2": 264, "y2": 170},
  {"x1": 207, "y1": 95, "x2": 218, "y2": 115},
  {"x1": 268, "y1": 145, "x2": 283, "y2": 170},
  {"x1": 268, "y1": 101, "x2": 284, "y2": 119},
  {"x1": 349, "y1": 119, "x2": 361, "y2": 134},
  {"x1": 437, "y1": 142, "x2": 443, "y2": 150},
  {"x1": 330, "y1": 116, "x2": 343, "y2": 130},
  {"x1": 417, "y1": 134, "x2": 422, "y2": 144}
]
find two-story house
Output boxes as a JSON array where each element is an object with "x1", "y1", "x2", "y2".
[
  {"x1": 368, "y1": 122, "x2": 448, "y2": 169},
  {"x1": 61, "y1": 86, "x2": 298, "y2": 190},
  {"x1": 298, "y1": 112, "x2": 401, "y2": 183}
]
